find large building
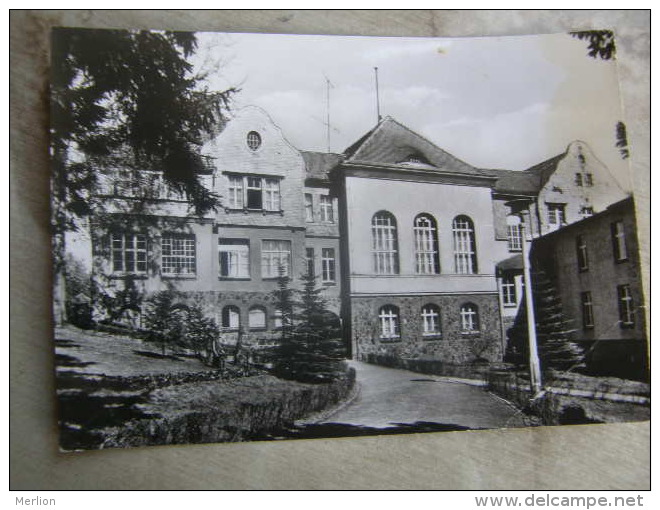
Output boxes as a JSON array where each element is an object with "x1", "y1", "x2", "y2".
[
  {"x1": 86, "y1": 106, "x2": 641, "y2": 374},
  {"x1": 531, "y1": 197, "x2": 647, "y2": 380}
]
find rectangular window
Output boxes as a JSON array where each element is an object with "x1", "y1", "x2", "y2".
[
  {"x1": 501, "y1": 274, "x2": 517, "y2": 306},
  {"x1": 246, "y1": 177, "x2": 263, "y2": 209},
  {"x1": 379, "y1": 307, "x2": 400, "y2": 339},
  {"x1": 304, "y1": 194, "x2": 314, "y2": 222},
  {"x1": 581, "y1": 291, "x2": 594, "y2": 329},
  {"x1": 575, "y1": 173, "x2": 583, "y2": 186},
  {"x1": 261, "y1": 240, "x2": 292, "y2": 278},
  {"x1": 320, "y1": 195, "x2": 334, "y2": 222},
  {"x1": 547, "y1": 203, "x2": 566, "y2": 226},
  {"x1": 611, "y1": 221, "x2": 628, "y2": 262},
  {"x1": 161, "y1": 234, "x2": 196, "y2": 276},
  {"x1": 585, "y1": 173, "x2": 593, "y2": 186},
  {"x1": 228, "y1": 175, "x2": 281, "y2": 211},
  {"x1": 580, "y1": 206, "x2": 594, "y2": 218},
  {"x1": 227, "y1": 176, "x2": 244, "y2": 209},
  {"x1": 617, "y1": 284, "x2": 634, "y2": 328},
  {"x1": 218, "y1": 239, "x2": 250, "y2": 278},
  {"x1": 321, "y1": 248, "x2": 336, "y2": 283},
  {"x1": 507, "y1": 224, "x2": 522, "y2": 252},
  {"x1": 305, "y1": 247, "x2": 315, "y2": 277},
  {"x1": 421, "y1": 305, "x2": 441, "y2": 337},
  {"x1": 460, "y1": 305, "x2": 479, "y2": 333},
  {"x1": 263, "y1": 178, "x2": 280, "y2": 211},
  {"x1": 111, "y1": 233, "x2": 147, "y2": 274},
  {"x1": 576, "y1": 235, "x2": 589, "y2": 272}
]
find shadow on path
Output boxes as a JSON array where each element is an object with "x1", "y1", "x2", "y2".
[{"x1": 255, "y1": 420, "x2": 476, "y2": 440}]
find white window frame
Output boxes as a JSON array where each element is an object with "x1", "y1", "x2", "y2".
[
  {"x1": 460, "y1": 303, "x2": 479, "y2": 333},
  {"x1": 161, "y1": 234, "x2": 196, "y2": 277},
  {"x1": 321, "y1": 247, "x2": 336, "y2": 283},
  {"x1": 580, "y1": 206, "x2": 594, "y2": 218},
  {"x1": 227, "y1": 175, "x2": 244, "y2": 209},
  {"x1": 372, "y1": 212, "x2": 399, "y2": 274},
  {"x1": 547, "y1": 203, "x2": 566, "y2": 226},
  {"x1": 617, "y1": 284, "x2": 634, "y2": 328},
  {"x1": 421, "y1": 304, "x2": 441, "y2": 337},
  {"x1": 612, "y1": 221, "x2": 628, "y2": 262},
  {"x1": 320, "y1": 195, "x2": 334, "y2": 223},
  {"x1": 581, "y1": 292, "x2": 594, "y2": 329},
  {"x1": 501, "y1": 275, "x2": 517, "y2": 307},
  {"x1": 414, "y1": 215, "x2": 439, "y2": 274},
  {"x1": 507, "y1": 224, "x2": 522, "y2": 252},
  {"x1": 218, "y1": 239, "x2": 250, "y2": 279},
  {"x1": 263, "y1": 178, "x2": 281, "y2": 211},
  {"x1": 261, "y1": 240, "x2": 292, "y2": 278},
  {"x1": 227, "y1": 175, "x2": 281, "y2": 212},
  {"x1": 379, "y1": 305, "x2": 400, "y2": 340},
  {"x1": 111, "y1": 233, "x2": 147, "y2": 274},
  {"x1": 453, "y1": 216, "x2": 477, "y2": 274},
  {"x1": 576, "y1": 235, "x2": 589, "y2": 272}
]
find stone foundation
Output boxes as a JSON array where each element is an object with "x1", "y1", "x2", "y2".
[{"x1": 350, "y1": 293, "x2": 502, "y2": 364}]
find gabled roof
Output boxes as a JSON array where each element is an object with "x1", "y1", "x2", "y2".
[
  {"x1": 301, "y1": 151, "x2": 343, "y2": 180},
  {"x1": 342, "y1": 116, "x2": 493, "y2": 178},
  {"x1": 492, "y1": 153, "x2": 565, "y2": 195}
]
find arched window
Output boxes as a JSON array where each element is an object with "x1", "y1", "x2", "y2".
[
  {"x1": 414, "y1": 214, "x2": 440, "y2": 274},
  {"x1": 460, "y1": 303, "x2": 480, "y2": 333},
  {"x1": 453, "y1": 215, "x2": 477, "y2": 274},
  {"x1": 248, "y1": 306, "x2": 266, "y2": 330},
  {"x1": 372, "y1": 211, "x2": 399, "y2": 274},
  {"x1": 221, "y1": 305, "x2": 240, "y2": 330},
  {"x1": 378, "y1": 305, "x2": 400, "y2": 339},
  {"x1": 421, "y1": 304, "x2": 441, "y2": 336}
]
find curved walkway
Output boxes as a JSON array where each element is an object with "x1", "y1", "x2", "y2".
[{"x1": 318, "y1": 361, "x2": 529, "y2": 430}]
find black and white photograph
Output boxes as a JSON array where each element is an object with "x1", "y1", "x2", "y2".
[{"x1": 50, "y1": 27, "x2": 649, "y2": 452}]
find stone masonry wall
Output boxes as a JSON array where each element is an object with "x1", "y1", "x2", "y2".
[{"x1": 351, "y1": 293, "x2": 502, "y2": 364}]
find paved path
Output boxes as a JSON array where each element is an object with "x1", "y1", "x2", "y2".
[{"x1": 319, "y1": 361, "x2": 529, "y2": 430}]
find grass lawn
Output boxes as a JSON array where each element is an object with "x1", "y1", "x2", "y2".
[{"x1": 54, "y1": 325, "x2": 354, "y2": 450}]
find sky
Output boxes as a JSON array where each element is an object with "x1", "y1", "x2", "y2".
[{"x1": 193, "y1": 31, "x2": 631, "y2": 189}]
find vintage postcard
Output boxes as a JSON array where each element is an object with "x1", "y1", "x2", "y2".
[{"x1": 51, "y1": 28, "x2": 649, "y2": 451}]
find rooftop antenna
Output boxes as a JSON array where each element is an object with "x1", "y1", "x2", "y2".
[
  {"x1": 325, "y1": 75, "x2": 334, "y2": 152},
  {"x1": 374, "y1": 66, "x2": 382, "y2": 122}
]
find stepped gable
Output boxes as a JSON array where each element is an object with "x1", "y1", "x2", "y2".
[
  {"x1": 301, "y1": 151, "x2": 343, "y2": 181},
  {"x1": 343, "y1": 116, "x2": 493, "y2": 178}
]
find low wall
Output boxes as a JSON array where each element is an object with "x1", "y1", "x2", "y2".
[
  {"x1": 362, "y1": 353, "x2": 504, "y2": 382},
  {"x1": 487, "y1": 370, "x2": 650, "y2": 425},
  {"x1": 102, "y1": 367, "x2": 356, "y2": 447}
]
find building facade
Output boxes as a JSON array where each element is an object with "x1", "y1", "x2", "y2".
[
  {"x1": 531, "y1": 197, "x2": 647, "y2": 380},
  {"x1": 87, "y1": 106, "x2": 642, "y2": 374}
]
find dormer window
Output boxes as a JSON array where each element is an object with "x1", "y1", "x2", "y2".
[
  {"x1": 247, "y1": 131, "x2": 262, "y2": 151},
  {"x1": 401, "y1": 153, "x2": 429, "y2": 165}
]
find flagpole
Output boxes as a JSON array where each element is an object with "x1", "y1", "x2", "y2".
[
  {"x1": 374, "y1": 67, "x2": 381, "y2": 122},
  {"x1": 326, "y1": 77, "x2": 331, "y2": 152}
]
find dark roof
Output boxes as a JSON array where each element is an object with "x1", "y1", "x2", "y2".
[
  {"x1": 342, "y1": 116, "x2": 494, "y2": 178},
  {"x1": 496, "y1": 254, "x2": 524, "y2": 271},
  {"x1": 492, "y1": 153, "x2": 565, "y2": 195},
  {"x1": 491, "y1": 169, "x2": 543, "y2": 194},
  {"x1": 301, "y1": 151, "x2": 343, "y2": 180}
]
